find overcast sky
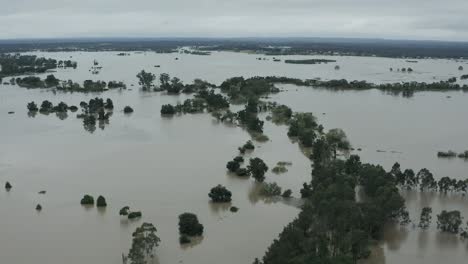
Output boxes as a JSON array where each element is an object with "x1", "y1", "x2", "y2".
[{"x1": 1, "y1": 0, "x2": 468, "y2": 41}]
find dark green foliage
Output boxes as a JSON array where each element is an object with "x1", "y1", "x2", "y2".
[
  {"x1": 196, "y1": 90, "x2": 230, "y2": 109},
  {"x1": 235, "y1": 168, "x2": 250, "y2": 177},
  {"x1": 136, "y1": 70, "x2": 156, "y2": 90},
  {"x1": 128, "y1": 211, "x2": 142, "y2": 220},
  {"x1": 15, "y1": 76, "x2": 45, "y2": 88},
  {"x1": 226, "y1": 160, "x2": 241, "y2": 173},
  {"x1": 5, "y1": 181, "x2": 12, "y2": 190},
  {"x1": 80, "y1": 194, "x2": 94, "y2": 205},
  {"x1": 161, "y1": 104, "x2": 176, "y2": 115},
  {"x1": 96, "y1": 195, "x2": 107, "y2": 207},
  {"x1": 230, "y1": 206, "x2": 239, "y2": 212},
  {"x1": 36, "y1": 204, "x2": 42, "y2": 211},
  {"x1": 220, "y1": 76, "x2": 276, "y2": 100},
  {"x1": 69, "y1": 105, "x2": 78, "y2": 112},
  {"x1": 128, "y1": 222, "x2": 160, "y2": 264},
  {"x1": 0, "y1": 54, "x2": 59, "y2": 77},
  {"x1": 248, "y1": 158, "x2": 268, "y2": 182},
  {"x1": 209, "y1": 185, "x2": 232, "y2": 203},
  {"x1": 179, "y1": 235, "x2": 191, "y2": 244},
  {"x1": 40, "y1": 100, "x2": 53, "y2": 112},
  {"x1": 260, "y1": 155, "x2": 407, "y2": 264},
  {"x1": 260, "y1": 182, "x2": 282, "y2": 196},
  {"x1": 27, "y1": 102, "x2": 38, "y2": 112},
  {"x1": 44, "y1": 74, "x2": 59, "y2": 87},
  {"x1": 178, "y1": 213, "x2": 204, "y2": 236},
  {"x1": 120, "y1": 206, "x2": 130, "y2": 216},
  {"x1": 437, "y1": 210, "x2": 463, "y2": 233},
  {"x1": 239, "y1": 140, "x2": 255, "y2": 154},
  {"x1": 282, "y1": 189, "x2": 292, "y2": 198},
  {"x1": 288, "y1": 113, "x2": 318, "y2": 147},
  {"x1": 83, "y1": 80, "x2": 107, "y2": 90},
  {"x1": 311, "y1": 137, "x2": 332, "y2": 166},
  {"x1": 300, "y1": 182, "x2": 313, "y2": 198},
  {"x1": 233, "y1": 156, "x2": 244, "y2": 163},
  {"x1": 124, "y1": 106, "x2": 134, "y2": 113},
  {"x1": 438, "y1": 176, "x2": 454, "y2": 193},
  {"x1": 284, "y1": 58, "x2": 336, "y2": 64},
  {"x1": 437, "y1": 150, "x2": 457, "y2": 157},
  {"x1": 418, "y1": 168, "x2": 437, "y2": 191},
  {"x1": 271, "y1": 104, "x2": 293, "y2": 124},
  {"x1": 419, "y1": 207, "x2": 432, "y2": 229}
]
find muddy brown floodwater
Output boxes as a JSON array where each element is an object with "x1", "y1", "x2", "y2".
[{"x1": 1, "y1": 51, "x2": 468, "y2": 263}]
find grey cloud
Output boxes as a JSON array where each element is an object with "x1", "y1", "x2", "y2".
[{"x1": 0, "y1": 0, "x2": 467, "y2": 40}]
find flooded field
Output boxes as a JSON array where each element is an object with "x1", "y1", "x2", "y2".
[{"x1": 1, "y1": 51, "x2": 468, "y2": 263}]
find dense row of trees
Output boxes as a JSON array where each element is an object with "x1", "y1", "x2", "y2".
[
  {"x1": 0, "y1": 54, "x2": 67, "y2": 78},
  {"x1": 160, "y1": 91, "x2": 230, "y2": 115},
  {"x1": 389, "y1": 163, "x2": 468, "y2": 194},
  {"x1": 14, "y1": 74, "x2": 126, "y2": 91}
]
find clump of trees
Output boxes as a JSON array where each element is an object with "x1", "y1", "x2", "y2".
[
  {"x1": 270, "y1": 104, "x2": 293, "y2": 124},
  {"x1": 96, "y1": 195, "x2": 107, "y2": 207},
  {"x1": 128, "y1": 211, "x2": 143, "y2": 220},
  {"x1": 437, "y1": 150, "x2": 457, "y2": 157},
  {"x1": 419, "y1": 207, "x2": 432, "y2": 229},
  {"x1": 281, "y1": 189, "x2": 292, "y2": 198},
  {"x1": 220, "y1": 76, "x2": 279, "y2": 101},
  {"x1": 208, "y1": 185, "x2": 232, "y2": 203},
  {"x1": 248, "y1": 158, "x2": 268, "y2": 182},
  {"x1": 160, "y1": 104, "x2": 176, "y2": 115},
  {"x1": 178, "y1": 213, "x2": 204, "y2": 243},
  {"x1": 260, "y1": 182, "x2": 282, "y2": 196},
  {"x1": 238, "y1": 140, "x2": 255, "y2": 154},
  {"x1": 137, "y1": 70, "x2": 156, "y2": 90},
  {"x1": 259, "y1": 154, "x2": 410, "y2": 264},
  {"x1": 437, "y1": 210, "x2": 463, "y2": 234},
  {"x1": 36, "y1": 204, "x2": 42, "y2": 211},
  {"x1": 0, "y1": 54, "x2": 61, "y2": 77},
  {"x1": 287, "y1": 112, "x2": 321, "y2": 147},
  {"x1": 236, "y1": 99, "x2": 265, "y2": 134},
  {"x1": 80, "y1": 194, "x2": 94, "y2": 205},
  {"x1": 124, "y1": 106, "x2": 134, "y2": 113},
  {"x1": 127, "y1": 222, "x2": 160, "y2": 264},
  {"x1": 5, "y1": 181, "x2": 12, "y2": 190}
]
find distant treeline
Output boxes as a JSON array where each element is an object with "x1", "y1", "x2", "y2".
[
  {"x1": 249, "y1": 76, "x2": 468, "y2": 94},
  {"x1": 2, "y1": 38, "x2": 468, "y2": 58}
]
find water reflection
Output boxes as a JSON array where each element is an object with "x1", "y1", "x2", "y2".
[{"x1": 179, "y1": 236, "x2": 204, "y2": 250}]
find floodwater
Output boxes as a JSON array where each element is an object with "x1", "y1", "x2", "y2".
[{"x1": 1, "y1": 51, "x2": 468, "y2": 264}]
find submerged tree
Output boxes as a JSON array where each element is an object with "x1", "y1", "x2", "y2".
[
  {"x1": 437, "y1": 210, "x2": 463, "y2": 234},
  {"x1": 248, "y1": 157, "x2": 268, "y2": 182},
  {"x1": 419, "y1": 207, "x2": 432, "y2": 229},
  {"x1": 96, "y1": 195, "x2": 107, "y2": 207},
  {"x1": 128, "y1": 222, "x2": 161, "y2": 264},
  {"x1": 178, "y1": 212, "x2": 204, "y2": 237},
  {"x1": 208, "y1": 185, "x2": 232, "y2": 203},
  {"x1": 136, "y1": 70, "x2": 156, "y2": 90}
]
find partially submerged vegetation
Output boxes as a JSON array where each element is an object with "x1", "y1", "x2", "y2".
[
  {"x1": 178, "y1": 213, "x2": 204, "y2": 244},
  {"x1": 437, "y1": 150, "x2": 468, "y2": 159},
  {"x1": 0, "y1": 54, "x2": 76, "y2": 78},
  {"x1": 284, "y1": 58, "x2": 336, "y2": 64},
  {"x1": 208, "y1": 185, "x2": 232, "y2": 203},
  {"x1": 14, "y1": 74, "x2": 126, "y2": 91}
]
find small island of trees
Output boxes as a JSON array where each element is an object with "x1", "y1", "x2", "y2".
[
  {"x1": 208, "y1": 185, "x2": 232, "y2": 203},
  {"x1": 178, "y1": 213, "x2": 204, "y2": 244}
]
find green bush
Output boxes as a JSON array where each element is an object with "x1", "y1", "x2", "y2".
[
  {"x1": 178, "y1": 213, "x2": 204, "y2": 236},
  {"x1": 80, "y1": 194, "x2": 94, "y2": 205}
]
